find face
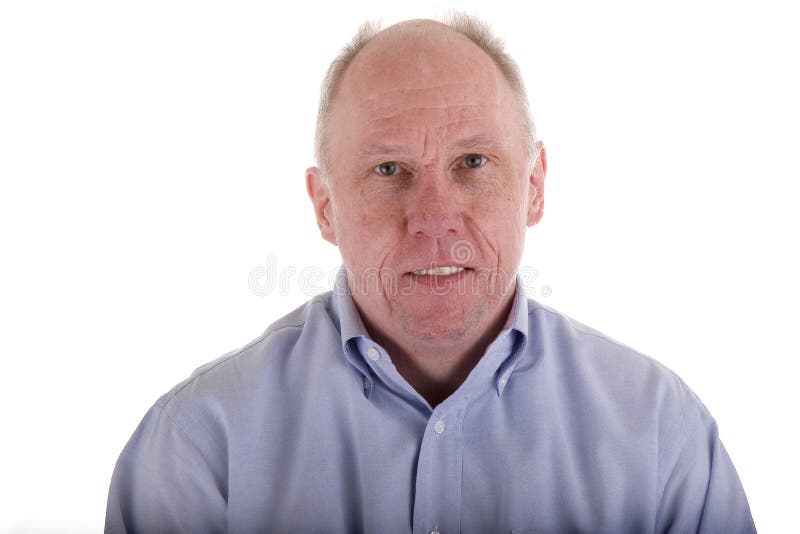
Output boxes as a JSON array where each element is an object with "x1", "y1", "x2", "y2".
[{"x1": 307, "y1": 23, "x2": 546, "y2": 349}]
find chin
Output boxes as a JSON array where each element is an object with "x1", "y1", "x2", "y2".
[{"x1": 397, "y1": 298, "x2": 486, "y2": 345}]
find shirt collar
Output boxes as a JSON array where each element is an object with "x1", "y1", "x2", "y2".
[
  {"x1": 331, "y1": 266, "x2": 530, "y2": 398},
  {"x1": 494, "y1": 280, "x2": 530, "y2": 395},
  {"x1": 503, "y1": 276, "x2": 530, "y2": 340},
  {"x1": 332, "y1": 267, "x2": 371, "y2": 346}
]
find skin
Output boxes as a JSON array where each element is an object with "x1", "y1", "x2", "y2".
[{"x1": 307, "y1": 20, "x2": 547, "y2": 407}]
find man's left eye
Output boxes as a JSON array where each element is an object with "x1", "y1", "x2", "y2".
[
  {"x1": 463, "y1": 154, "x2": 486, "y2": 168},
  {"x1": 374, "y1": 161, "x2": 399, "y2": 176}
]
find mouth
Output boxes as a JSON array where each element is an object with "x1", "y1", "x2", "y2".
[{"x1": 411, "y1": 266, "x2": 467, "y2": 276}]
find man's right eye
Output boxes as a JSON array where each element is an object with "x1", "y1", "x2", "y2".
[{"x1": 375, "y1": 162, "x2": 398, "y2": 176}]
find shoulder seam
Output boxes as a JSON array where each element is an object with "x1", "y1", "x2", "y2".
[
  {"x1": 157, "y1": 319, "x2": 309, "y2": 408},
  {"x1": 528, "y1": 303, "x2": 632, "y2": 346},
  {"x1": 154, "y1": 403, "x2": 220, "y2": 468},
  {"x1": 527, "y1": 302, "x2": 681, "y2": 379}
]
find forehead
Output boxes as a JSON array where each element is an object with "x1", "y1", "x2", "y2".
[{"x1": 331, "y1": 24, "x2": 518, "y2": 152}]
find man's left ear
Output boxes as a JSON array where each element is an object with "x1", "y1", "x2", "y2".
[{"x1": 527, "y1": 142, "x2": 547, "y2": 227}]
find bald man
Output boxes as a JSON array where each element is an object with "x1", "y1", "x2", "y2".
[{"x1": 106, "y1": 15, "x2": 755, "y2": 533}]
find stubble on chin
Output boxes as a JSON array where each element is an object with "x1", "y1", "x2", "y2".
[{"x1": 396, "y1": 298, "x2": 486, "y2": 346}]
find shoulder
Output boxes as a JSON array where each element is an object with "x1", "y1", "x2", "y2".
[
  {"x1": 521, "y1": 298, "x2": 711, "y2": 432},
  {"x1": 524, "y1": 298, "x2": 673, "y2": 371},
  {"x1": 151, "y1": 292, "x2": 341, "y2": 428}
]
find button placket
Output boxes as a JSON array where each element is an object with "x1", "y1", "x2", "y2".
[{"x1": 412, "y1": 405, "x2": 466, "y2": 534}]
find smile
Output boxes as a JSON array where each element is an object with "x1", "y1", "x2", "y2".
[{"x1": 412, "y1": 266, "x2": 466, "y2": 276}]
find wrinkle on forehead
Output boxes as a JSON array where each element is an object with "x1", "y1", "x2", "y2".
[
  {"x1": 359, "y1": 83, "x2": 497, "y2": 127},
  {"x1": 362, "y1": 82, "x2": 496, "y2": 109},
  {"x1": 365, "y1": 107, "x2": 490, "y2": 136},
  {"x1": 355, "y1": 81, "x2": 503, "y2": 143}
]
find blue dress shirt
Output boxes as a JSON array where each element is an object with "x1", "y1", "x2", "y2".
[{"x1": 106, "y1": 273, "x2": 755, "y2": 533}]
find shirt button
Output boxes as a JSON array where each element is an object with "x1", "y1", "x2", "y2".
[
  {"x1": 363, "y1": 377, "x2": 371, "y2": 389},
  {"x1": 498, "y1": 376, "x2": 508, "y2": 387},
  {"x1": 430, "y1": 530, "x2": 441, "y2": 534},
  {"x1": 366, "y1": 347, "x2": 380, "y2": 361},
  {"x1": 433, "y1": 419, "x2": 445, "y2": 434}
]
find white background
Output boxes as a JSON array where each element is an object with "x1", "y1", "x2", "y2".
[{"x1": 1, "y1": 1, "x2": 797, "y2": 531}]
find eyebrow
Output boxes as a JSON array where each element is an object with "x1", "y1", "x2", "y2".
[
  {"x1": 357, "y1": 134, "x2": 505, "y2": 159},
  {"x1": 358, "y1": 143, "x2": 407, "y2": 158},
  {"x1": 452, "y1": 134, "x2": 505, "y2": 152}
]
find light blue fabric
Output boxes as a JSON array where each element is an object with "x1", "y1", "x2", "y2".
[{"x1": 106, "y1": 273, "x2": 755, "y2": 533}]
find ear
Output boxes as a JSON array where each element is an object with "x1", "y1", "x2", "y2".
[
  {"x1": 305, "y1": 166, "x2": 337, "y2": 245},
  {"x1": 526, "y1": 142, "x2": 547, "y2": 227}
]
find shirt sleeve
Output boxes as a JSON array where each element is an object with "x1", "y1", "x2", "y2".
[
  {"x1": 104, "y1": 404, "x2": 227, "y2": 534},
  {"x1": 654, "y1": 396, "x2": 756, "y2": 533}
]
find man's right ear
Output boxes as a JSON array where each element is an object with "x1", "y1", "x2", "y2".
[{"x1": 305, "y1": 166, "x2": 337, "y2": 246}]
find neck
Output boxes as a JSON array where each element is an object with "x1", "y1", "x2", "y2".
[{"x1": 361, "y1": 293, "x2": 515, "y2": 408}]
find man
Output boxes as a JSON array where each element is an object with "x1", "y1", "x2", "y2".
[{"x1": 106, "y1": 14, "x2": 755, "y2": 533}]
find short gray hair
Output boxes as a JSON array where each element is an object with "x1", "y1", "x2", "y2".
[{"x1": 314, "y1": 12, "x2": 538, "y2": 179}]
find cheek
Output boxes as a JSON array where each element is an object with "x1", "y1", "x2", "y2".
[
  {"x1": 469, "y1": 182, "x2": 528, "y2": 257},
  {"x1": 335, "y1": 199, "x2": 404, "y2": 263},
  {"x1": 472, "y1": 177, "x2": 527, "y2": 223},
  {"x1": 351, "y1": 201, "x2": 401, "y2": 232}
]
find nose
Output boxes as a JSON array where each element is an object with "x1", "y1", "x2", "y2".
[{"x1": 405, "y1": 171, "x2": 464, "y2": 238}]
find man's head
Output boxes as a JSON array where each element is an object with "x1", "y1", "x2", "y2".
[{"x1": 307, "y1": 15, "x2": 546, "y2": 350}]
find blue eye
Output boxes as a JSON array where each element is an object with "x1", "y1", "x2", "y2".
[
  {"x1": 375, "y1": 162, "x2": 399, "y2": 176},
  {"x1": 464, "y1": 154, "x2": 486, "y2": 168}
]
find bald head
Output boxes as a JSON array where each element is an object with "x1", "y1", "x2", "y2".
[
  {"x1": 340, "y1": 20, "x2": 501, "y2": 100},
  {"x1": 345, "y1": 19, "x2": 490, "y2": 80},
  {"x1": 314, "y1": 14, "x2": 537, "y2": 179}
]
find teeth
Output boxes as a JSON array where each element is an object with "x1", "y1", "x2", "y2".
[{"x1": 412, "y1": 266, "x2": 466, "y2": 276}]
